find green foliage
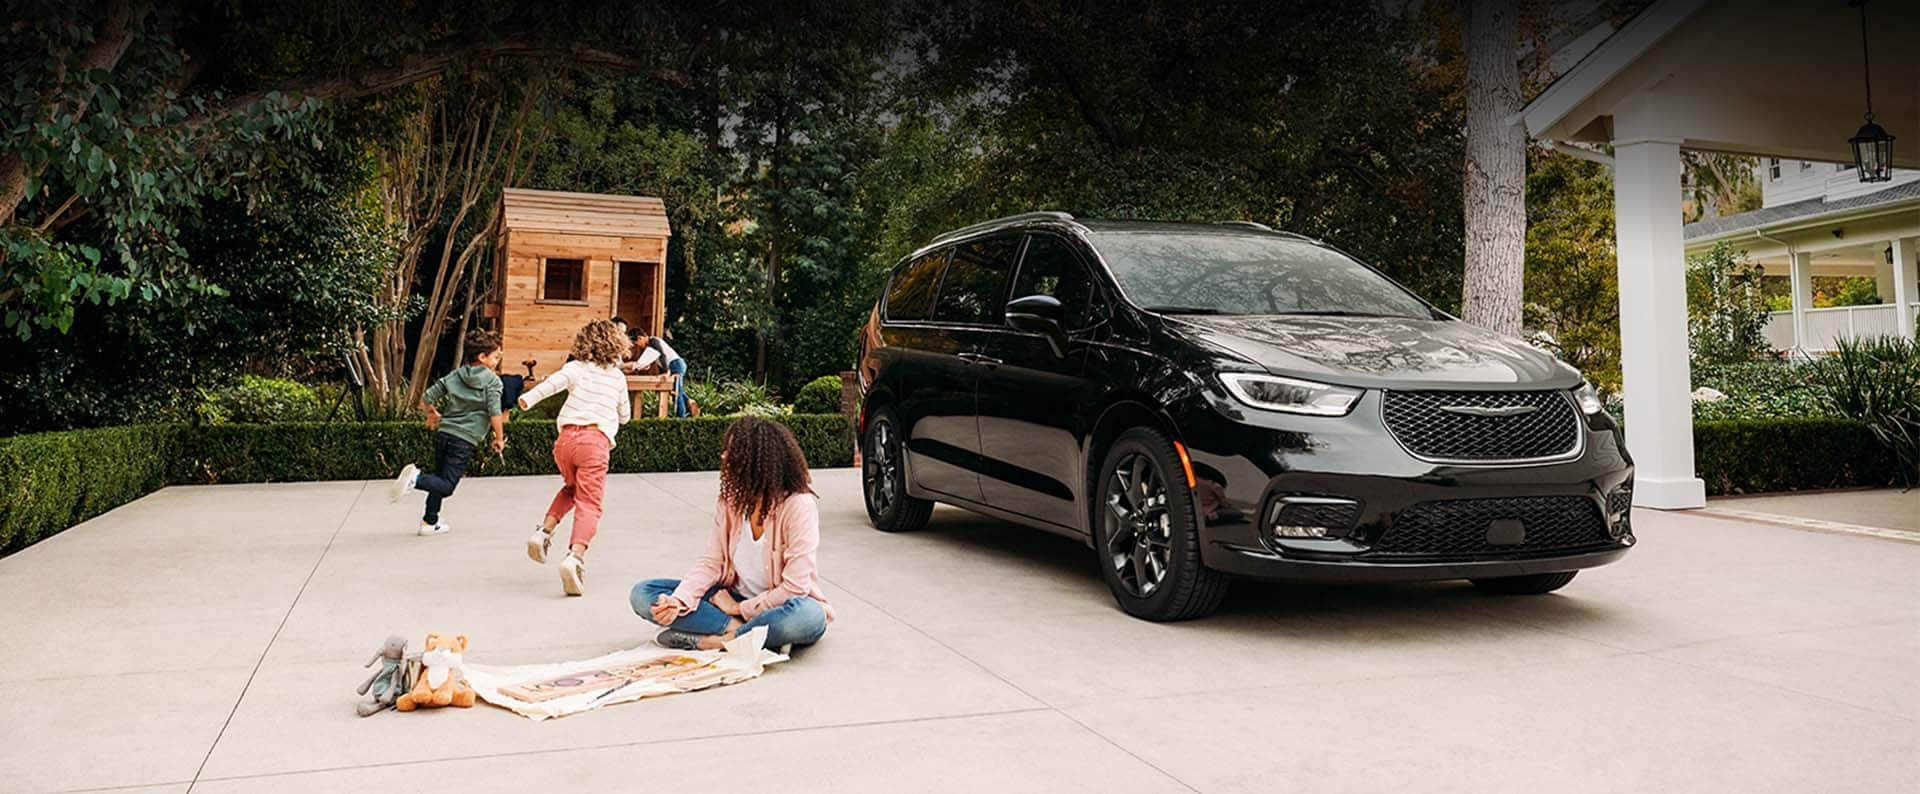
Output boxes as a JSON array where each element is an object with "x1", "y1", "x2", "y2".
[
  {"x1": 1685, "y1": 242, "x2": 1773, "y2": 364},
  {"x1": 0, "y1": 425, "x2": 178, "y2": 554},
  {"x1": 1810, "y1": 336, "x2": 1920, "y2": 485},
  {"x1": 1525, "y1": 151, "x2": 1621, "y2": 391},
  {"x1": 201, "y1": 376, "x2": 325, "y2": 424},
  {"x1": 1689, "y1": 361, "x2": 1830, "y2": 421},
  {"x1": 1694, "y1": 418, "x2": 1898, "y2": 494},
  {"x1": 794, "y1": 375, "x2": 844, "y2": 415},
  {"x1": 683, "y1": 376, "x2": 780, "y2": 417},
  {"x1": 1824, "y1": 277, "x2": 1881, "y2": 308}
]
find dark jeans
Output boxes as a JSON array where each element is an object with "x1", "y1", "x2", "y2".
[
  {"x1": 418, "y1": 432, "x2": 476, "y2": 524},
  {"x1": 667, "y1": 358, "x2": 689, "y2": 417}
]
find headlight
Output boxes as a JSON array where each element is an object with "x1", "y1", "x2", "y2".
[
  {"x1": 1219, "y1": 373, "x2": 1362, "y2": 416},
  {"x1": 1573, "y1": 381, "x2": 1604, "y2": 415}
]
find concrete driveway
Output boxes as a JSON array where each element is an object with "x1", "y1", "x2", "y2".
[{"x1": 2, "y1": 469, "x2": 1914, "y2": 793}]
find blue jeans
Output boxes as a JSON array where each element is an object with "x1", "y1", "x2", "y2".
[
  {"x1": 416, "y1": 432, "x2": 476, "y2": 524},
  {"x1": 630, "y1": 578, "x2": 827, "y2": 649},
  {"x1": 667, "y1": 358, "x2": 689, "y2": 417}
]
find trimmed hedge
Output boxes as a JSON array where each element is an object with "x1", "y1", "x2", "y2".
[
  {"x1": 0, "y1": 425, "x2": 179, "y2": 554},
  {"x1": 1694, "y1": 417, "x2": 1897, "y2": 495},
  {"x1": 2, "y1": 415, "x2": 851, "y2": 554}
]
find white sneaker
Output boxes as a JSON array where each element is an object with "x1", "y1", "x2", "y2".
[
  {"x1": 388, "y1": 464, "x2": 418, "y2": 503},
  {"x1": 559, "y1": 553, "x2": 586, "y2": 596},
  {"x1": 526, "y1": 527, "x2": 553, "y2": 564},
  {"x1": 417, "y1": 522, "x2": 451, "y2": 536}
]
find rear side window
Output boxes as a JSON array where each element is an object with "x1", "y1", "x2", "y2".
[
  {"x1": 933, "y1": 236, "x2": 1019, "y2": 325},
  {"x1": 1011, "y1": 234, "x2": 1098, "y2": 329},
  {"x1": 885, "y1": 249, "x2": 948, "y2": 321}
]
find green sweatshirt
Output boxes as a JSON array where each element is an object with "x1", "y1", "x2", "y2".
[{"x1": 423, "y1": 364, "x2": 503, "y2": 447}]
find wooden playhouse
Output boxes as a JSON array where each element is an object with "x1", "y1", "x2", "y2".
[{"x1": 489, "y1": 187, "x2": 677, "y2": 414}]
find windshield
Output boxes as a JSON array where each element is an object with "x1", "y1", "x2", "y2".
[{"x1": 1087, "y1": 231, "x2": 1434, "y2": 319}]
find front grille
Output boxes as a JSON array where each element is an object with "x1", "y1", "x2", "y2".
[
  {"x1": 1371, "y1": 496, "x2": 1613, "y2": 558},
  {"x1": 1382, "y1": 390, "x2": 1579, "y2": 462}
]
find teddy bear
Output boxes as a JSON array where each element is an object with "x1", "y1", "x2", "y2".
[
  {"x1": 355, "y1": 634, "x2": 411, "y2": 716},
  {"x1": 396, "y1": 633, "x2": 476, "y2": 711}
]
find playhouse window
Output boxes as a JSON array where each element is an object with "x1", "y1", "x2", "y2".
[{"x1": 543, "y1": 258, "x2": 586, "y2": 302}]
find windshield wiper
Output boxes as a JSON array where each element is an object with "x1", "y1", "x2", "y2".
[
  {"x1": 1143, "y1": 305, "x2": 1229, "y2": 315},
  {"x1": 1274, "y1": 310, "x2": 1397, "y2": 318}
]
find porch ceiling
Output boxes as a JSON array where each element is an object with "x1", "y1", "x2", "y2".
[{"x1": 1526, "y1": 0, "x2": 1920, "y2": 166}]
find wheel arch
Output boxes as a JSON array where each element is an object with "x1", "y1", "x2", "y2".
[{"x1": 1081, "y1": 395, "x2": 1184, "y2": 536}]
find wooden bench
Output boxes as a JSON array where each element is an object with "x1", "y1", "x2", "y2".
[{"x1": 625, "y1": 374, "x2": 677, "y2": 418}]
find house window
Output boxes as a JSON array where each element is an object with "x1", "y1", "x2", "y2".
[
  {"x1": 1767, "y1": 158, "x2": 1781, "y2": 180},
  {"x1": 542, "y1": 258, "x2": 586, "y2": 302}
]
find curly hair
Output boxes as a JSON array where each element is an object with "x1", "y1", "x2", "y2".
[
  {"x1": 718, "y1": 417, "x2": 814, "y2": 520},
  {"x1": 569, "y1": 319, "x2": 629, "y2": 366}
]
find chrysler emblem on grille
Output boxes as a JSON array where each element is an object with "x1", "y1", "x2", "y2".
[{"x1": 1439, "y1": 404, "x2": 1539, "y2": 417}]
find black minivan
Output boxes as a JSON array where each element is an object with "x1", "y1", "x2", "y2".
[{"x1": 856, "y1": 212, "x2": 1634, "y2": 621}]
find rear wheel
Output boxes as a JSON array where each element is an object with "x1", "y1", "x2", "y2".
[
  {"x1": 862, "y1": 408, "x2": 933, "y2": 532},
  {"x1": 1470, "y1": 571, "x2": 1578, "y2": 595},
  {"x1": 1091, "y1": 427, "x2": 1229, "y2": 621}
]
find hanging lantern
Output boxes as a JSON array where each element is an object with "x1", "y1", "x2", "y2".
[{"x1": 1848, "y1": 0, "x2": 1895, "y2": 182}]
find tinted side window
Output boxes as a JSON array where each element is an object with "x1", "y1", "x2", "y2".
[
  {"x1": 885, "y1": 249, "x2": 948, "y2": 321},
  {"x1": 933, "y1": 236, "x2": 1019, "y2": 324},
  {"x1": 1010, "y1": 234, "x2": 1097, "y2": 329}
]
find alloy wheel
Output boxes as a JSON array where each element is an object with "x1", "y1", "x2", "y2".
[
  {"x1": 1105, "y1": 452, "x2": 1172, "y2": 597},
  {"x1": 865, "y1": 419, "x2": 899, "y2": 515}
]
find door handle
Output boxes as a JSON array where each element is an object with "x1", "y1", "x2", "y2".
[{"x1": 958, "y1": 352, "x2": 1002, "y2": 367}]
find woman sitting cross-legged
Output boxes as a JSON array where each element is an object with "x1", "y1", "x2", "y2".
[{"x1": 632, "y1": 417, "x2": 833, "y2": 652}]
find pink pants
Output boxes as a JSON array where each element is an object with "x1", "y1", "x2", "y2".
[{"x1": 546, "y1": 426, "x2": 611, "y2": 549}]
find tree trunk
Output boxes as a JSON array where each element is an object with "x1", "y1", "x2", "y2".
[
  {"x1": 0, "y1": 0, "x2": 151, "y2": 226},
  {"x1": 1460, "y1": 0, "x2": 1527, "y2": 338}
]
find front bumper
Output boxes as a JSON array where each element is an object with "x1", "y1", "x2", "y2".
[{"x1": 1178, "y1": 388, "x2": 1635, "y2": 583}]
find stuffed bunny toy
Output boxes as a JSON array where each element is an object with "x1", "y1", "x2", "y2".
[{"x1": 355, "y1": 635, "x2": 410, "y2": 717}]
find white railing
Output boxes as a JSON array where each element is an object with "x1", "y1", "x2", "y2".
[{"x1": 1764, "y1": 303, "x2": 1919, "y2": 351}]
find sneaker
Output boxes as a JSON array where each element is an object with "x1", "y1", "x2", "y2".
[
  {"x1": 417, "y1": 521, "x2": 451, "y2": 536},
  {"x1": 526, "y1": 527, "x2": 552, "y2": 564},
  {"x1": 654, "y1": 629, "x2": 701, "y2": 650},
  {"x1": 388, "y1": 464, "x2": 419, "y2": 503},
  {"x1": 559, "y1": 553, "x2": 586, "y2": 596}
]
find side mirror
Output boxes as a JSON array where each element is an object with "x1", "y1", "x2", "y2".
[{"x1": 1005, "y1": 294, "x2": 1068, "y2": 357}]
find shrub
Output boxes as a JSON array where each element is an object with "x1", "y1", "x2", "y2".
[
  {"x1": 1685, "y1": 242, "x2": 1772, "y2": 364},
  {"x1": 0, "y1": 425, "x2": 179, "y2": 554},
  {"x1": 794, "y1": 374, "x2": 845, "y2": 415},
  {"x1": 203, "y1": 376, "x2": 325, "y2": 424},
  {"x1": 1689, "y1": 361, "x2": 1829, "y2": 421},
  {"x1": 1810, "y1": 336, "x2": 1920, "y2": 485},
  {"x1": 1695, "y1": 417, "x2": 1898, "y2": 494},
  {"x1": 683, "y1": 376, "x2": 779, "y2": 416}
]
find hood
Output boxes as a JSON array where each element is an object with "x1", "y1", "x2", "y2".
[
  {"x1": 1168, "y1": 315, "x2": 1582, "y2": 390},
  {"x1": 455, "y1": 364, "x2": 498, "y2": 389}
]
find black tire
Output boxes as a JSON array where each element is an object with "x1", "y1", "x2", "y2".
[
  {"x1": 1470, "y1": 571, "x2": 1578, "y2": 595},
  {"x1": 862, "y1": 407, "x2": 933, "y2": 532},
  {"x1": 1090, "y1": 427, "x2": 1230, "y2": 621}
]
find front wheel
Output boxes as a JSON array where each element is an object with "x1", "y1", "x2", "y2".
[
  {"x1": 1091, "y1": 427, "x2": 1229, "y2": 621},
  {"x1": 1470, "y1": 571, "x2": 1578, "y2": 595},
  {"x1": 862, "y1": 408, "x2": 933, "y2": 532}
]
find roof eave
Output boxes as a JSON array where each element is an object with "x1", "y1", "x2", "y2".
[{"x1": 1521, "y1": 0, "x2": 1710, "y2": 140}]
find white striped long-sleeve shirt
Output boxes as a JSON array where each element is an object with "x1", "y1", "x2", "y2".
[{"x1": 518, "y1": 360, "x2": 631, "y2": 447}]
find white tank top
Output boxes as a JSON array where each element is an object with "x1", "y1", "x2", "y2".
[{"x1": 733, "y1": 514, "x2": 770, "y2": 598}]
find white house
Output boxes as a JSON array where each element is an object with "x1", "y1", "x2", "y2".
[
  {"x1": 1522, "y1": 0, "x2": 1918, "y2": 509},
  {"x1": 1684, "y1": 161, "x2": 1920, "y2": 351}
]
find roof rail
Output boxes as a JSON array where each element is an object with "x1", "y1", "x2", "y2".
[
  {"x1": 1213, "y1": 220, "x2": 1319, "y2": 242},
  {"x1": 931, "y1": 211, "x2": 1077, "y2": 242}
]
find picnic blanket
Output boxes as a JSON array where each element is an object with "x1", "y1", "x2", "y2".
[{"x1": 464, "y1": 628, "x2": 787, "y2": 721}]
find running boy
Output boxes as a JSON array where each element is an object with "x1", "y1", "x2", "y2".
[
  {"x1": 516, "y1": 319, "x2": 632, "y2": 596},
  {"x1": 390, "y1": 329, "x2": 506, "y2": 536}
]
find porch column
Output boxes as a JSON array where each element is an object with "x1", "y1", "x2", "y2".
[
  {"x1": 1894, "y1": 237, "x2": 1917, "y2": 339},
  {"x1": 1611, "y1": 139, "x2": 1706, "y2": 509},
  {"x1": 1789, "y1": 250, "x2": 1814, "y2": 351}
]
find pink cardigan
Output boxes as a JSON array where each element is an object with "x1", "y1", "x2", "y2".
[{"x1": 668, "y1": 491, "x2": 835, "y2": 622}]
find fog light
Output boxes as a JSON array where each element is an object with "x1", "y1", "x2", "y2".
[{"x1": 1267, "y1": 496, "x2": 1359, "y2": 540}]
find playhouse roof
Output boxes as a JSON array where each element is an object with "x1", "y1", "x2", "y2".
[{"x1": 499, "y1": 188, "x2": 671, "y2": 238}]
